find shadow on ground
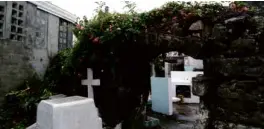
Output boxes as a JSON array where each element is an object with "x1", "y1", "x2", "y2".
[{"x1": 147, "y1": 103, "x2": 200, "y2": 129}]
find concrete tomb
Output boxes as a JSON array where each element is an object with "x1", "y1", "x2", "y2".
[
  {"x1": 35, "y1": 96, "x2": 103, "y2": 129},
  {"x1": 28, "y1": 68, "x2": 122, "y2": 129},
  {"x1": 150, "y1": 71, "x2": 203, "y2": 115},
  {"x1": 150, "y1": 77, "x2": 176, "y2": 115},
  {"x1": 171, "y1": 71, "x2": 203, "y2": 103}
]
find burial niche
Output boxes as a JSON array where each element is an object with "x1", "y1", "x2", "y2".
[{"x1": 176, "y1": 85, "x2": 191, "y2": 98}]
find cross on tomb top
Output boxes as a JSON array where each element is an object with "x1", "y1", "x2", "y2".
[{"x1": 82, "y1": 68, "x2": 100, "y2": 98}]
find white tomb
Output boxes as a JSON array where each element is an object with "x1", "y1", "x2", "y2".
[
  {"x1": 171, "y1": 71, "x2": 203, "y2": 103},
  {"x1": 151, "y1": 77, "x2": 173, "y2": 115},
  {"x1": 150, "y1": 76, "x2": 181, "y2": 116},
  {"x1": 28, "y1": 95, "x2": 122, "y2": 129},
  {"x1": 27, "y1": 68, "x2": 125, "y2": 129},
  {"x1": 36, "y1": 96, "x2": 102, "y2": 129}
]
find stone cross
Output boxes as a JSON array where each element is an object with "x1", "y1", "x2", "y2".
[{"x1": 82, "y1": 68, "x2": 100, "y2": 98}]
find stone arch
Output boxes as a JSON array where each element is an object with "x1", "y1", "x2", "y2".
[
  {"x1": 46, "y1": 2, "x2": 264, "y2": 129},
  {"x1": 145, "y1": 7, "x2": 264, "y2": 129},
  {"x1": 100, "y1": 11, "x2": 261, "y2": 128}
]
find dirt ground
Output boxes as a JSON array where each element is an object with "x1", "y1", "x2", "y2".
[{"x1": 147, "y1": 103, "x2": 200, "y2": 129}]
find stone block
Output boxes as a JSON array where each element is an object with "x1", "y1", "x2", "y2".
[
  {"x1": 37, "y1": 96, "x2": 102, "y2": 129},
  {"x1": 223, "y1": 38, "x2": 257, "y2": 57},
  {"x1": 144, "y1": 116, "x2": 160, "y2": 128},
  {"x1": 214, "y1": 102, "x2": 264, "y2": 127},
  {"x1": 217, "y1": 80, "x2": 263, "y2": 102},
  {"x1": 192, "y1": 75, "x2": 211, "y2": 96},
  {"x1": 205, "y1": 57, "x2": 264, "y2": 78}
]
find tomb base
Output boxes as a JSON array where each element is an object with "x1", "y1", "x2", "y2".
[{"x1": 35, "y1": 96, "x2": 102, "y2": 129}]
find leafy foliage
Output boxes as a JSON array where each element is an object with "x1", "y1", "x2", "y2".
[
  {"x1": 153, "y1": 54, "x2": 165, "y2": 77},
  {"x1": 0, "y1": 74, "x2": 53, "y2": 129},
  {"x1": 43, "y1": 48, "x2": 81, "y2": 95}
]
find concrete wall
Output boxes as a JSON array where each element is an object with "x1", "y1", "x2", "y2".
[
  {"x1": 0, "y1": 1, "x2": 73, "y2": 103},
  {"x1": 26, "y1": 3, "x2": 50, "y2": 75},
  {"x1": 48, "y1": 14, "x2": 59, "y2": 57},
  {"x1": 0, "y1": 1, "x2": 34, "y2": 103}
]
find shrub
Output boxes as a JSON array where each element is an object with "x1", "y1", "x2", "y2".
[
  {"x1": 0, "y1": 74, "x2": 53, "y2": 129},
  {"x1": 43, "y1": 48, "x2": 87, "y2": 96}
]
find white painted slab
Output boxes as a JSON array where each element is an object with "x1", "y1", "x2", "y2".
[
  {"x1": 37, "y1": 96, "x2": 102, "y2": 129},
  {"x1": 171, "y1": 71, "x2": 203, "y2": 82},
  {"x1": 151, "y1": 77, "x2": 173, "y2": 115}
]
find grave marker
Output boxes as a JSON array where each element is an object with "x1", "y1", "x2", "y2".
[
  {"x1": 36, "y1": 96, "x2": 102, "y2": 129},
  {"x1": 82, "y1": 68, "x2": 100, "y2": 98}
]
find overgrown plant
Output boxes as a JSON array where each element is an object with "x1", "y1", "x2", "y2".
[{"x1": 0, "y1": 74, "x2": 53, "y2": 129}]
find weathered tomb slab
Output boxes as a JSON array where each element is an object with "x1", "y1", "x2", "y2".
[
  {"x1": 37, "y1": 96, "x2": 102, "y2": 129},
  {"x1": 151, "y1": 77, "x2": 173, "y2": 115}
]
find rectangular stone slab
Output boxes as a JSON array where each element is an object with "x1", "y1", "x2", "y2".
[
  {"x1": 37, "y1": 96, "x2": 102, "y2": 129},
  {"x1": 151, "y1": 77, "x2": 173, "y2": 115}
]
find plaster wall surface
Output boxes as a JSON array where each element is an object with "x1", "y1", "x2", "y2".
[{"x1": 26, "y1": 4, "x2": 49, "y2": 76}]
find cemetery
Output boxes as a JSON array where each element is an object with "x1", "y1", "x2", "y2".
[{"x1": 1, "y1": 1, "x2": 264, "y2": 129}]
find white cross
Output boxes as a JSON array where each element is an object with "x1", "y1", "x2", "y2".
[{"x1": 82, "y1": 68, "x2": 100, "y2": 98}]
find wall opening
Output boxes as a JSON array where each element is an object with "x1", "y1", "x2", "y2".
[{"x1": 176, "y1": 85, "x2": 191, "y2": 98}]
